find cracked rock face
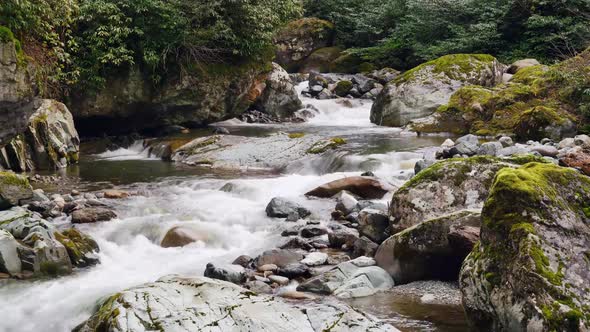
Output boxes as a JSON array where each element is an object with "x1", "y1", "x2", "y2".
[{"x1": 75, "y1": 276, "x2": 399, "y2": 332}]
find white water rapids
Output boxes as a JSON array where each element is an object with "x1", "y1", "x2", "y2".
[{"x1": 0, "y1": 81, "x2": 443, "y2": 332}]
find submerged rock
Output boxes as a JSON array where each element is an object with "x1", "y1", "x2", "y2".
[
  {"x1": 161, "y1": 225, "x2": 209, "y2": 248},
  {"x1": 297, "y1": 256, "x2": 394, "y2": 298},
  {"x1": 75, "y1": 276, "x2": 398, "y2": 332},
  {"x1": 371, "y1": 54, "x2": 504, "y2": 127},
  {"x1": 306, "y1": 176, "x2": 389, "y2": 199},
  {"x1": 376, "y1": 210, "x2": 480, "y2": 284},
  {"x1": 460, "y1": 163, "x2": 590, "y2": 331}
]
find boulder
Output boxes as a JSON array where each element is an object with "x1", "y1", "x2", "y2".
[
  {"x1": 0, "y1": 99, "x2": 80, "y2": 172},
  {"x1": 161, "y1": 225, "x2": 209, "y2": 248},
  {"x1": 352, "y1": 236, "x2": 379, "y2": 258},
  {"x1": 460, "y1": 163, "x2": 590, "y2": 331},
  {"x1": 376, "y1": 210, "x2": 480, "y2": 284},
  {"x1": 274, "y1": 18, "x2": 335, "y2": 73},
  {"x1": 265, "y1": 197, "x2": 311, "y2": 219},
  {"x1": 371, "y1": 54, "x2": 504, "y2": 127},
  {"x1": 301, "y1": 252, "x2": 328, "y2": 266},
  {"x1": 75, "y1": 276, "x2": 398, "y2": 332},
  {"x1": 204, "y1": 263, "x2": 246, "y2": 285},
  {"x1": 507, "y1": 59, "x2": 541, "y2": 74},
  {"x1": 358, "y1": 208, "x2": 391, "y2": 244},
  {"x1": 71, "y1": 207, "x2": 117, "y2": 224},
  {"x1": 0, "y1": 32, "x2": 37, "y2": 147},
  {"x1": 367, "y1": 68, "x2": 400, "y2": 85},
  {"x1": 334, "y1": 190, "x2": 359, "y2": 215},
  {"x1": 54, "y1": 228, "x2": 100, "y2": 268},
  {"x1": 255, "y1": 249, "x2": 304, "y2": 268},
  {"x1": 559, "y1": 147, "x2": 590, "y2": 176},
  {"x1": 328, "y1": 227, "x2": 359, "y2": 249},
  {"x1": 0, "y1": 171, "x2": 33, "y2": 209},
  {"x1": 278, "y1": 263, "x2": 311, "y2": 279},
  {"x1": 232, "y1": 255, "x2": 253, "y2": 268},
  {"x1": 477, "y1": 142, "x2": 503, "y2": 156},
  {"x1": 0, "y1": 229, "x2": 21, "y2": 274},
  {"x1": 297, "y1": 256, "x2": 394, "y2": 298},
  {"x1": 0, "y1": 208, "x2": 72, "y2": 276},
  {"x1": 450, "y1": 134, "x2": 480, "y2": 156},
  {"x1": 306, "y1": 176, "x2": 389, "y2": 199},
  {"x1": 253, "y1": 63, "x2": 303, "y2": 120},
  {"x1": 389, "y1": 155, "x2": 546, "y2": 233}
]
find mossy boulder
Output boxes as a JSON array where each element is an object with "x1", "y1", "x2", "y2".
[
  {"x1": 0, "y1": 99, "x2": 80, "y2": 172},
  {"x1": 390, "y1": 155, "x2": 547, "y2": 233},
  {"x1": 376, "y1": 210, "x2": 480, "y2": 284},
  {"x1": 0, "y1": 171, "x2": 33, "y2": 209},
  {"x1": 371, "y1": 54, "x2": 505, "y2": 127},
  {"x1": 54, "y1": 228, "x2": 100, "y2": 268},
  {"x1": 252, "y1": 63, "x2": 303, "y2": 120},
  {"x1": 0, "y1": 26, "x2": 37, "y2": 146},
  {"x1": 412, "y1": 49, "x2": 590, "y2": 140},
  {"x1": 307, "y1": 137, "x2": 347, "y2": 154},
  {"x1": 460, "y1": 163, "x2": 590, "y2": 331},
  {"x1": 334, "y1": 80, "x2": 353, "y2": 97},
  {"x1": 329, "y1": 52, "x2": 369, "y2": 74},
  {"x1": 274, "y1": 18, "x2": 335, "y2": 73},
  {"x1": 298, "y1": 46, "x2": 343, "y2": 73}
]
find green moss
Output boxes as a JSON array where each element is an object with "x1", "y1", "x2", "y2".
[
  {"x1": 358, "y1": 62, "x2": 375, "y2": 73},
  {"x1": 0, "y1": 171, "x2": 31, "y2": 188},
  {"x1": 55, "y1": 229, "x2": 99, "y2": 266},
  {"x1": 583, "y1": 207, "x2": 590, "y2": 218},
  {"x1": 307, "y1": 137, "x2": 347, "y2": 154},
  {"x1": 330, "y1": 53, "x2": 365, "y2": 74},
  {"x1": 334, "y1": 80, "x2": 353, "y2": 97},
  {"x1": 288, "y1": 132, "x2": 305, "y2": 139},
  {"x1": 397, "y1": 54, "x2": 496, "y2": 84},
  {"x1": 0, "y1": 26, "x2": 26, "y2": 66},
  {"x1": 0, "y1": 26, "x2": 14, "y2": 43}
]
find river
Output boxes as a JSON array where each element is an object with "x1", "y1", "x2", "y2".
[{"x1": 0, "y1": 82, "x2": 467, "y2": 332}]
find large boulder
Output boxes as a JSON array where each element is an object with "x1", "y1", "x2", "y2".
[
  {"x1": 71, "y1": 207, "x2": 117, "y2": 224},
  {"x1": 54, "y1": 228, "x2": 100, "y2": 268},
  {"x1": 375, "y1": 210, "x2": 480, "y2": 284},
  {"x1": 460, "y1": 163, "x2": 590, "y2": 331},
  {"x1": 297, "y1": 256, "x2": 394, "y2": 298},
  {"x1": 265, "y1": 197, "x2": 311, "y2": 219},
  {"x1": 0, "y1": 29, "x2": 37, "y2": 146},
  {"x1": 75, "y1": 276, "x2": 398, "y2": 332},
  {"x1": 0, "y1": 99, "x2": 80, "y2": 172},
  {"x1": 252, "y1": 63, "x2": 303, "y2": 120},
  {"x1": 305, "y1": 176, "x2": 389, "y2": 199},
  {"x1": 0, "y1": 171, "x2": 33, "y2": 209},
  {"x1": 371, "y1": 54, "x2": 505, "y2": 127},
  {"x1": 274, "y1": 18, "x2": 335, "y2": 73},
  {"x1": 0, "y1": 229, "x2": 21, "y2": 274},
  {"x1": 389, "y1": 155, "x2": 546, "y2": 233}
]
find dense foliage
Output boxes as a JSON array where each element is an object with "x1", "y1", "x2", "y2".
[
  {"x1": 305, "y1": 0, "x2": 590, "y2": 68},
  {"x1": 1, "y1": 0, "x2": 301, "y2": 93}
]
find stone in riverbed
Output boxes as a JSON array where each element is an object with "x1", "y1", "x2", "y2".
[
  {"x1": 0, "y1": 171, "x2": 33, "y2": 209},
  {"x1": 160, "y1": 225, "x2": 209, "y2": 248},
  {"x1": 358, "y1": 208, "x2": 391, "y2": 244},
  {"x1": 477, "y1": 142, "x2": 503, "y2": 156},
  {"x1": 268, "y1": 274, "x2": 290, "y2": 286},
  {"x1": 460, "y1": 163, "x2": 590, "y2": 331},
  {"x1": 265, "y1": 197, "x2": 311, "y2": 219},
  {"x1": 103, "y1": 190, "x2": 129, "y2": 199},
  {"x1": 376, "y1": 210, "x2": 480, "y2": 284},
  {"x1": 75, "y1": 276, "x2": 399, "y2": 332},
  {"x1": 450, "y1": 134, "x2": 480, "y2": 156},
  {"x1": 255, "y1": 249, "x2": 304, "y2": 268},
  {"x1": 334, "y1": 190, "x2": 359, "y2": 215},
  {"x1": 559, "y1": 147, "x2": 590, "y2": 176},
  {"x1": 353, "y1": 236, "x2": 379, "y2": 258},
  {"x1": 328, "y1": 227, "x2": 359, "y2": 249},
  {"x1": 54, "y1": 228, "x2": 100, "y2": 268},
  {"x1": 297, "y1": 256, "x2": 394, "y2": 298},
  {"x1": 204, "y1": 263, "x2": 246, "y2": 285},
  {"x1": 306, "y1": 176, "x2": 389, "y2": 199},
  {"x1": 300, "y1": 225, "x2": 328, "y2": 238},
  {"x1": 0, "y1": 229, "x2": 21, "y2": 274},
  {"x1": 278, "y1": 263, "x2": 311, "y2": 279},
  {"x1": 301, "y1": 252, "x2": 328, "y2": 266},
  {"x1": 232, "y1": 255, "x2": 253, "y2": 268},
  {"x1": 71, "y1": 207, "x2": 116, "y2": 224}
]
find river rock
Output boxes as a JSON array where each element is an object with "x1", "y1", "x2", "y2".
[
  {"x1": 0, "y1": 229, "x2": 21, "y2": 274},
  {"x1": 280, "y1": 236, "x2": 313, "y2": 251},
  {"x1": 574, "y1": 134, "x2": 590, "y2": 148},
  {"x1": 301, "y1": 252, "x2": 328, "y2": 266},
  {"x1": 353, "y1": 236, "x2": 379, "y2": 258},
  {"x1": 297, "y1": 256, "x2": 394, "y2": 298},
  {"x1": 477, "y1": 141, "x2": 503, "y2": 156},
  {"x1": 370, "y1": 54, "x2": 504, "y2": 127},
  {"x1": 376, "y1": 210, "x2": 480, "y2": 284},
  {"x1": 204, "y1": 263, "x2": 246, "y2": 285},
  {"x1": 160, "y1": 225, "x2": 209, "y2": 248},
  {"x1": 75, "y1": 276, "x2": 398, "y2": 332},
  {"x1": 559, "y1": 147, "x2": 590, "y2": 176},
  {"x1": 232, "y1": 255, "x2": 253, "y2": 268},
  {"x1": 0, "y1": 171, "x2": 33, "y2": 209},
  {"x1": 71, "y1": 207, "x2": 117, "y2": 224},
  {"x1": 253, "y1": 63, "x2": 303, "y2": 120},
  {"x1": 334, "y1": 190, "x2": 359, "y2": 215},
  {"x1": 414, "y1": 159, "x2": 434, "y2": 175},
  {"x1": 278, "y1": 263, "x2": 311, "y2": 279},
  {"x1": 103, "y1": 190, "x2": 129, "y2": 199},
  {"x1": 268, "y1": 275, "x2": 290, "y2": 286},
  {"x1": 390, "y1": 156, "x2": 544, "y2": 233},
  {"x1": 265, "y1": 197, "x2": 311, "y2": 219},
  {"x1": 460, "y1": 163, "x2": 590, "y2": 331},
  {"x1": 530, "y1": 144, "x2": 558, "y2": 157},
  {"x1": 358, "y1": 208, "x2": 391, "y2": 244},
  {"x1": 498, "y1": 136, "x2": 513, "y2": 147},
  {"x1": 0, "y1": 99, "x2": 80, "y2": 172},
  {"x1": 300, "y1": 225, "x2": 328, "y2": 238},
  {"x1": 306, "y1": 176, "x2": 389, "y2": 199},
  {"x1": 255, "y1": 249, "x2": 304, "y2": 268},
  {"x1": 507, "y1": 59, "x2": 541, "y2": 74},
  {"x1": 328, "y1": 227, "x2": 359, "y2": 249},
  {"x1": 450, "y1": 134, "x2": 480, "y2": 156},
  {"x1": 54, "y1": 228, "x2": 100, "y2": 268}
]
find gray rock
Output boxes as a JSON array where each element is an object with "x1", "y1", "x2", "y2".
[
  {"x1": 0, "y1": 229, "x2": 21, "y2": 274},
  {"x1": 265, "y1": 197, "x2": 311, "y2": 219},
  {"x1": 498, "y1": 136, "x2": 513, "y2": 147},
  {"x1": 254, "y1": 63, "x2": 303, "y2": 120},
  {"x1": 76, "y1": 276, "x2": 399, "y2": 332},
  {"x1": 268, "y1": 274, "x2": 290, "y2": 285},
  {"x1": 414, "y1": 159, "x2": 435, "y2": 175},
  {"x1": 477, "y1": 142, "x2": 503, "y2": 156},
  {"x1": 71, "y1": 207, "x2": 117, "y2": 224},
  {"x1": 301, "y1": 252, "x2": 328, "y2": 266},
  {"x1": 328, "y1": 227, "x2": 359, "y2": 249},
  {"x1": 558, "y1": 137, "x2": 576, "y2": 149},
  {"x1": 232, "y1": 255, "x2": 252, "y2": 268},
  {"x1": 496, "y1": 145, "x2": 530, "y2": 156},
  {"x1": 353, "y1": 236, "x2": 379, "y2": 258},
  {"x1": 204, "y1": 263, "x2": 246, "y2": 285},
  {"x1": 279, "y1": 237, "x2": 313, "y2": 251},
  {"x1": 574, "y1": 134, "x2": 590, "y2": 148},
  {"x1": 334, "y1": 190, "x2": 359, "y2": 215},
  {"x1": 297, "y1": 256, "x2": 394, "y2": 298},
  {"x1": 530, "y1": 145, "x2": 558, "y2": 157},
  {"x1": 300, "y1": 226, "x2": 328, "y2": 238},
  {"x1": 358, "y1": 208, "x2": 391, "y2": 244},
  {"x1": 255, "y1": 249, "x2": 304, "y2": 268},
  {"x1": 213, "y1": 127, "x2": 230, "y2": 135},
  {"x1": 451, "y1": 134, "x2": 480, "y2": 156},
  {"x1": 376, "y1": 210, "x2": 480, "y2": 284},
  {"x1": 0, "y1": 172, "x2": 33, "y2": 209},
  {"x1": 245, "y1": 280, "x2": 273, "y2": 294},
  {"x1": 278, "y1": 263, "x2": 311, "y2": 279}
]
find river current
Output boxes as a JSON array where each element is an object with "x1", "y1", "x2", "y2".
[{"x1": 0, "y1": 82, "x2": 467, "y2": 331}]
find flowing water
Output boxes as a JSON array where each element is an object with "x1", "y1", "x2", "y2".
[{"x1": 0, "y1": 82, "x2": 466, "y2": 332}]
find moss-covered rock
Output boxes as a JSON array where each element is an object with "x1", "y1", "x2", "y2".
[
  {"x1": 329, "y1": 52, "x2": 367, "y2": 74},
  {"x1": 251, "y1": 63, "x2": 303, "y2": 120},
  {"x1": 55, "y1": 228, "x2": 100, "y2": 268},
  {"x1": 413, "y1": 48, "x2": 590, "y2": 140},
  {"x1": 274, "y1": 18, "x2": 335, "y2": 73},
  {"x1": 307, "y1": 137, "x2": 347, "y2": 154},
  {"x1": 334, "y1": 80, "x2": 353, "y2": 97},
  {"x1": 298, "y1": 46, "x2": 343, "y2": 73},
  {"x1": 0, "y1": 171, "x2": 33, "y2": 209},
  {"x1": 390, "y1": 155, "x2": 548, "y2": 233},
  {"x1": 371, "y1": 54, "x2": 505, "y2": 127},
  {"x1": 460, "y1": 163, "x2": 590, "y2": 331}
]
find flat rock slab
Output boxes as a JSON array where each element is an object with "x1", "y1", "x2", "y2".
[{"x1": 75, "y1": 276, "x2": 399, "y2": 332}]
